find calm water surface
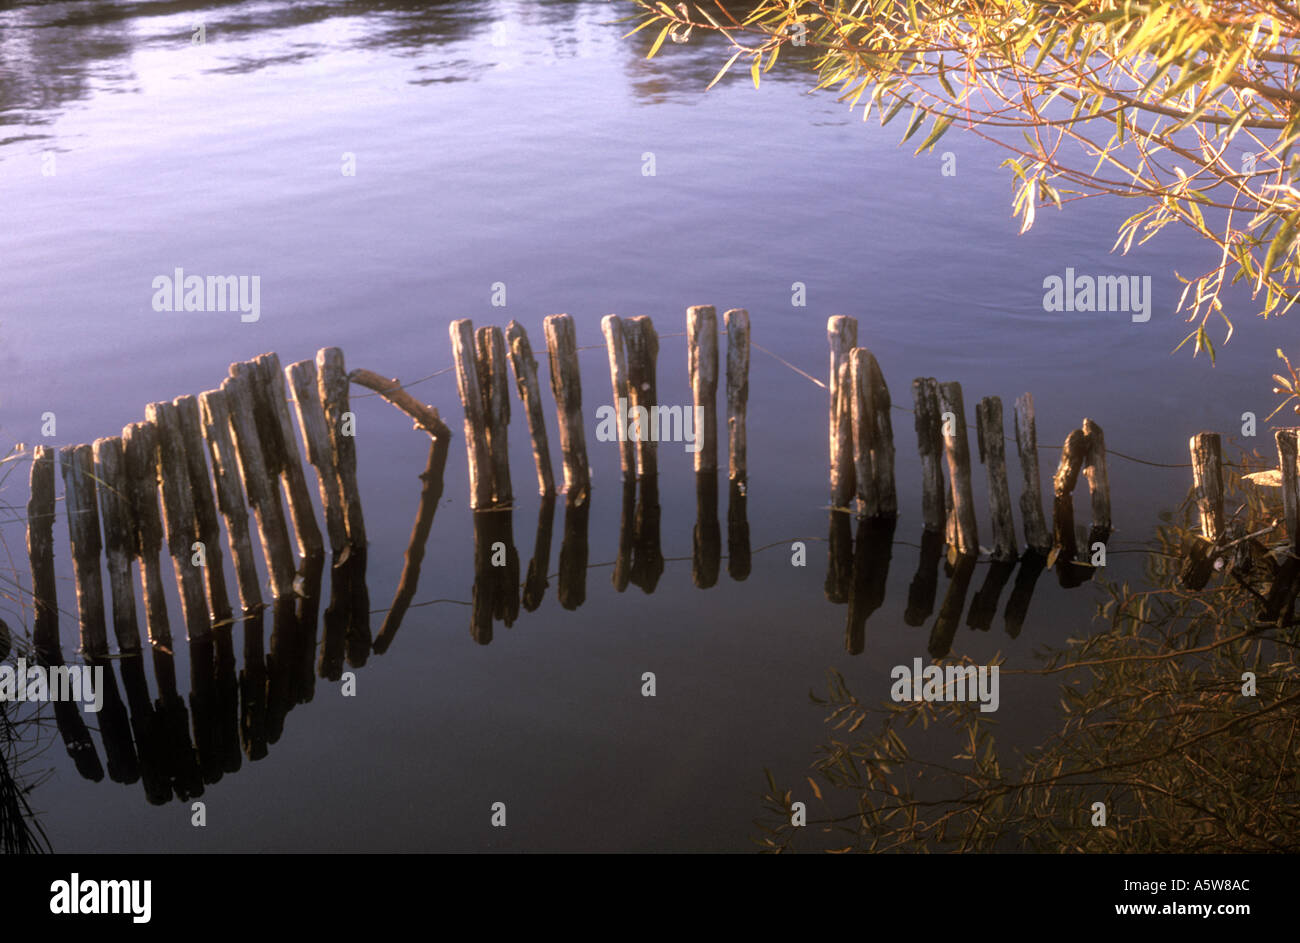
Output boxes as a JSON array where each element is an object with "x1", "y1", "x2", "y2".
[{"x1": 0, "y1": 0, "x2": 1284, "y2": 852}]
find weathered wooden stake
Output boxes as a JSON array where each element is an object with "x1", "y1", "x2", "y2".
[
  {"x1": 28, "y1": 446, "x2": 104, "y2": 782},
  {"x1": 1189, "y1": 431, "x2": 1225, "y2": 543},
  {"x1": 318, "y1": 346, "x2": 367, "y2": 546},
  {"x1": 850, "y1": 349, "x2": 879, "y2": 518},
  {"x1": 123, "y1": 421, "x2": 174, "y2": 652},
  {"x1": 1082, "y1": 418, "x2": 1112, "y2": 546},
  {"x1": 976, "y1": 396, "x2": 1018, "y2": 562},
  {"x1": 93, "y1": 436, "x2": 143, "y2": 655},
  {"x1": 221, "y1": 371, "x2": 296, "y2": 597},
  {"x1": 59, "y1": 444, "x2": 109, "y2": 658},
  {"x1": 600, "y1": 314, "x2": 636, "y2": 479},
  {"x1": 851, "y1": 348, "x2": 896, "y2": 518},
  {"x1": 725, "y1": 308, "x2": 750, "y2": 484},
  {"x1": 505, "y1": 321, "x2": 556, "y2": 497},
  {"x1": 476, "y1": 325, "x2": 513, "y2": 505},
  {"x1": 146, "y1": 401, "x2": 212, "y2": 643},
  {"x1": 938, "y1": 381, "x2": 979, "y2": 556},
  {"x1": 1013, "y1": 393, "x2": 1051, "y2": 554},
  {"x1": 828, "y1": 316, "x2": 858, "y2": 506},
  {"x1": 545, "y1": 313, "x2": 590, "y2": 499},
  {"x1": 831, "y1": 361, "x2": 853, "y2": 509},
  {"x1": 198, "y1": 389, "x2": 264, "y2": 611},
  {"x1": 624, "y1": 315, "x2": 659, "y2": 480},
  {"x1": 285, "y1": 361, "x2": 349, "y2": 556},
  {"x1": 687, "y1": 305, "x2": 718, "y2": 473},
  {"x1": 175, "y1": 395, "x2": 233, "y2": 626},
  {"x1": 1051, "y1": 428, "x2": 1088, "y2": 565},
  {"x1": 27, "y1": 446, "x2": 61, "y2": 659},
  {"x1": 913, "y1": 377, "x2": 945, "y2": 533},
  {"x1": 254, "y1": 353, "x2": 325, "y2": 559},
  {"x1": 450, "y1": 319, "x2": 494, "y2": 510}
]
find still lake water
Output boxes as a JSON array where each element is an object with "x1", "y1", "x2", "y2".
[{"x1": 0, "y1": 0, "x2": 1285, "y2": 852}]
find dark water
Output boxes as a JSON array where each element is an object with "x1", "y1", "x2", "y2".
[{"x1": 0, "y1": 0, "x2": 1284, "y2": 852}]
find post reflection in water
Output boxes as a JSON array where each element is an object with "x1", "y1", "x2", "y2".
[
  {"x1": 823, "y1": 512, "x2": 1047, "y2": 658},
  {"x1": 693, "y1": 471, "x2": 721, "y2": 589}
]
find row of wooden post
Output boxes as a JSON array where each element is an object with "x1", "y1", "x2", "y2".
[
  {"x1": 828, "y1": 316, "x2": 1111, "y2": 578},
  {"x1": 449, "y1": 306, "x2": 752, "y2": 510},
  {"x1": 27, "y1": 346, "x2": 456, "y2": 681}
]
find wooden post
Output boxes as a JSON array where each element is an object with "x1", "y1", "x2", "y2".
[
  {"x1": 476, "y1": 325, "x2": 513, "y2": 505},
  {"x1": 253, "y1": 353, "x2": 325, "y2": 559},
  {"x1": 1013, "y1": 393, "x2": 1051, "y2": 554},
  {"x1": 450, "y1": 319, "x2": 494, "y2": 510},
  {"x1": 318, "y1": 347, "x2": 366, "y2": 547},
  {"x1": 59, "y1": 444, "x2": 109, "y2": 659},
  {"x1": 865, "y1": 351, "x2": 896, "y2": 518},
  {"x1": 687, "y1": 304, "x2": 718, "y2": 473},
  {"x1": 828, "y1": 316, "x2": 857, "y2": 506},
  {"x1": 28, "y1": 446, "x2": 104, "y2": 783},
  {"x1": 913, "y1": 378, "x2": 945, "y2": 533},
  {"x1": 624, "y1": 315, "x2": 659, "y2": 480},
  {"x1": 725, "y1": 308, "x2": 749, "y2": 485},
  {"x1": 506, "y1": 320, "x2": 556, "y2": 497},
  {"x1": 544, "y1": 313, "x2": 590, "y2": 499},
  {"x1": 831, "y1": 362, "x2": 853, "y2": 509},
  {"x1": 285, "y1": 361, "x2": 349, "y2": 555},
  {"x1": 174, "y1": 395, "x2": 233, "y2": 626},
  {"x1": 850, "y1": 349, "x2": 878, "y2": 518},
  {"x1": 1051, "y1": 428, "x2": 1088, "y2": 565},
  {"x1": 851, "y1": 348, "x2": 896, "y2": 518},
  {"x1": 1083, "y1": 418, "x2": 1112, "y2": 546},
  {"x1": 975, "y1": 396, "x2": 1018, "y2": 562},
  {"x1": 123, "y1": 421, "x2": 174, "y2": 652},
  {"x1": 600, "y1": 315, "x2": 636, "y2": 479},
  {"x1": 198, "y1": 389, "x2": 264, "y2": 611},
  {"x1": 93, "y1": 436, "x2": 143, "y2": 655},
  {"x1": 27, "y1": 447, "x2": 61, "y2": 661},
  {"x1": 1277, "y1": 429, "x2": 1300, "y2": 554},
  {"x1": 221, "y1": 371, "x2": 296, "y2": 598},
  {"x1": 146, "y1": 401, "x2": 212, "y2": 644},
  {"x1": 938, "y1": 381, "x2": 979, "y2": 556},
  {"x1": 1190, "y1": 431, "x2": 1224, "y2": 543}
]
